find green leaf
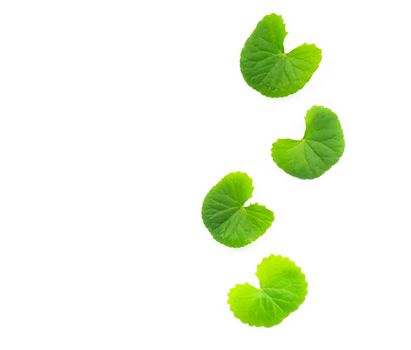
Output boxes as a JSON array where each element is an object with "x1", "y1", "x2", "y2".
[
  {"x1": 201, "y1": 172, "x2": 274, "y2": 248},
  {"x1": 272, "y1": 106, "x2": 345, "y2": 179},
  {"x1": 228, "y1": 255, "x2": 307, "y2": 327},
  {"x1": 240, "y1": 13, "x2": 322, "y2": 97}
]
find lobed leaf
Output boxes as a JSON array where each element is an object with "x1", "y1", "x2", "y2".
[
  {"x1": 271, "y1": 106, "x2": 345, "y2": 179},
  {"x1": 240, "y1": 13, "x2": 322, "y2": 97},
  {"x1": 201, "y1": 172, "x2": 274, "y2": 248},
  {"x1": 228, "y1": 255, "x2": 308, "y2": 327}
]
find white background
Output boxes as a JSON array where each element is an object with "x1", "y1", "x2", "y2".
[{"x1": 1, "y1": 0, "x2": 411, "y2": 349}]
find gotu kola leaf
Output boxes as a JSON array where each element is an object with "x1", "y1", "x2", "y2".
[
  {"x1": 228, "y1": 255, "x2": 308, "y2": 327},
  {"x1": 201, "y1": 172, "x2": 274, "y2": 248},
  {"x1": 240, "y1": 13, "x2": 322, "y2": 97},
  {"x1": 272, "y1": 106, "x2": 345, "y2": 179}
]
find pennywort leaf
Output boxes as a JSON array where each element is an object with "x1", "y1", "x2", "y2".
[
  {"x1": 201, "y1": 172, "x2": 274, "y2": 248},
  {"x1": 240, "y1": 13, "x2": 322, "y2": 97},
  {"x1": 272, "y1": 106, "x2": 345, "y2": 179},
  {"x1": 228, "y1": 255, "x2": 307, "y2": 327}
]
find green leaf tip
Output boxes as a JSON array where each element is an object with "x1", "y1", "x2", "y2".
[
  {"x1": 228, "y1": 255, "x2": 308, "y2": 327},
  {"x1": 271, "y1": 106, "x2": 345, "y2": 179},
  {"x1": 201, "y1": 172, "x2": 274, "y2": 248},
  {"x1": 240, "y1": 13, "x2": 322, "y2": 97}
]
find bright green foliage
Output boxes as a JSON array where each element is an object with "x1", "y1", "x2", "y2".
[
  {"x1": 228, "y1": 255, "x2": 307, "y2": 327},
  {"x1": 201, "y1": 172, "x2": 274, "y2": 248},
  {"x1": 240, "y1": 13, "x2": 322, "y2": 97},
  {"x1": 272, "y1": 106, "x2": 345, "y2": 179}
]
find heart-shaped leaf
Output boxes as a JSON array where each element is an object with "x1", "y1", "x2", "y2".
[
  {"x1": 228, "y1": 255, "x2": 308, "y2": 327},
  {"x1": 240, "y1": 13, "x2": 322, "y2": 97},
  {"x1": 272, "y1": 106, "x2": 345, "y2": 179},
  {"x1": 201, "y1": 172, "x2": 274, "y2": 248}
]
